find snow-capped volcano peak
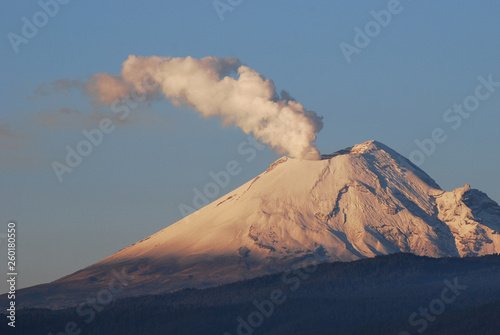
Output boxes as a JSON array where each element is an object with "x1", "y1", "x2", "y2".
[
  {"x1": 67, "y1": 140, "x2": 500, "y2": 289},
  {"x1": 350, "y1": 139, "x2": 380, "y2": 154},
  {"x1": 100, "y1": 139, "x2": 500, "y2": 264},
  {"x1": 10, "y1": 141, "x2": 500, "y2": 308},
  {"x1": 323, "y1": 139, "x2": 399, "y2": 156},
  {"x1": 320, "y1": 139, "x2": 383, "y2": 158}
]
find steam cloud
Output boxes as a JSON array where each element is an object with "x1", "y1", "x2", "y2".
[{"x1": 85, "y1": 55, "x2": 323, "y2": 160}]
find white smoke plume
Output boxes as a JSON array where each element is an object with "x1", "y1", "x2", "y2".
[{"x1": 85, "y1": 55, "x2": 323, "y2": 160}]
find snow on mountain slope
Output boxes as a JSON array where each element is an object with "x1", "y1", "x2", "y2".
[{"x1": 8, "y1": 140, "x2": 500, "y2": 308}]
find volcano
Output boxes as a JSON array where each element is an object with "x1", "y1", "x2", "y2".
[{"x1": 6, "y1": 140, "x2": 500, "y2": 309}]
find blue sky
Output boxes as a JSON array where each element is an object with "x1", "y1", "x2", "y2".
[{"x1": 1, "y1": 0, "x2": 499, "y2": 291}]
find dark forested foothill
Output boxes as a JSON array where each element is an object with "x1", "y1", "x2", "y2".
[{"x1": 3, "y1": 253, "x2": 500, "y2": 335}]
